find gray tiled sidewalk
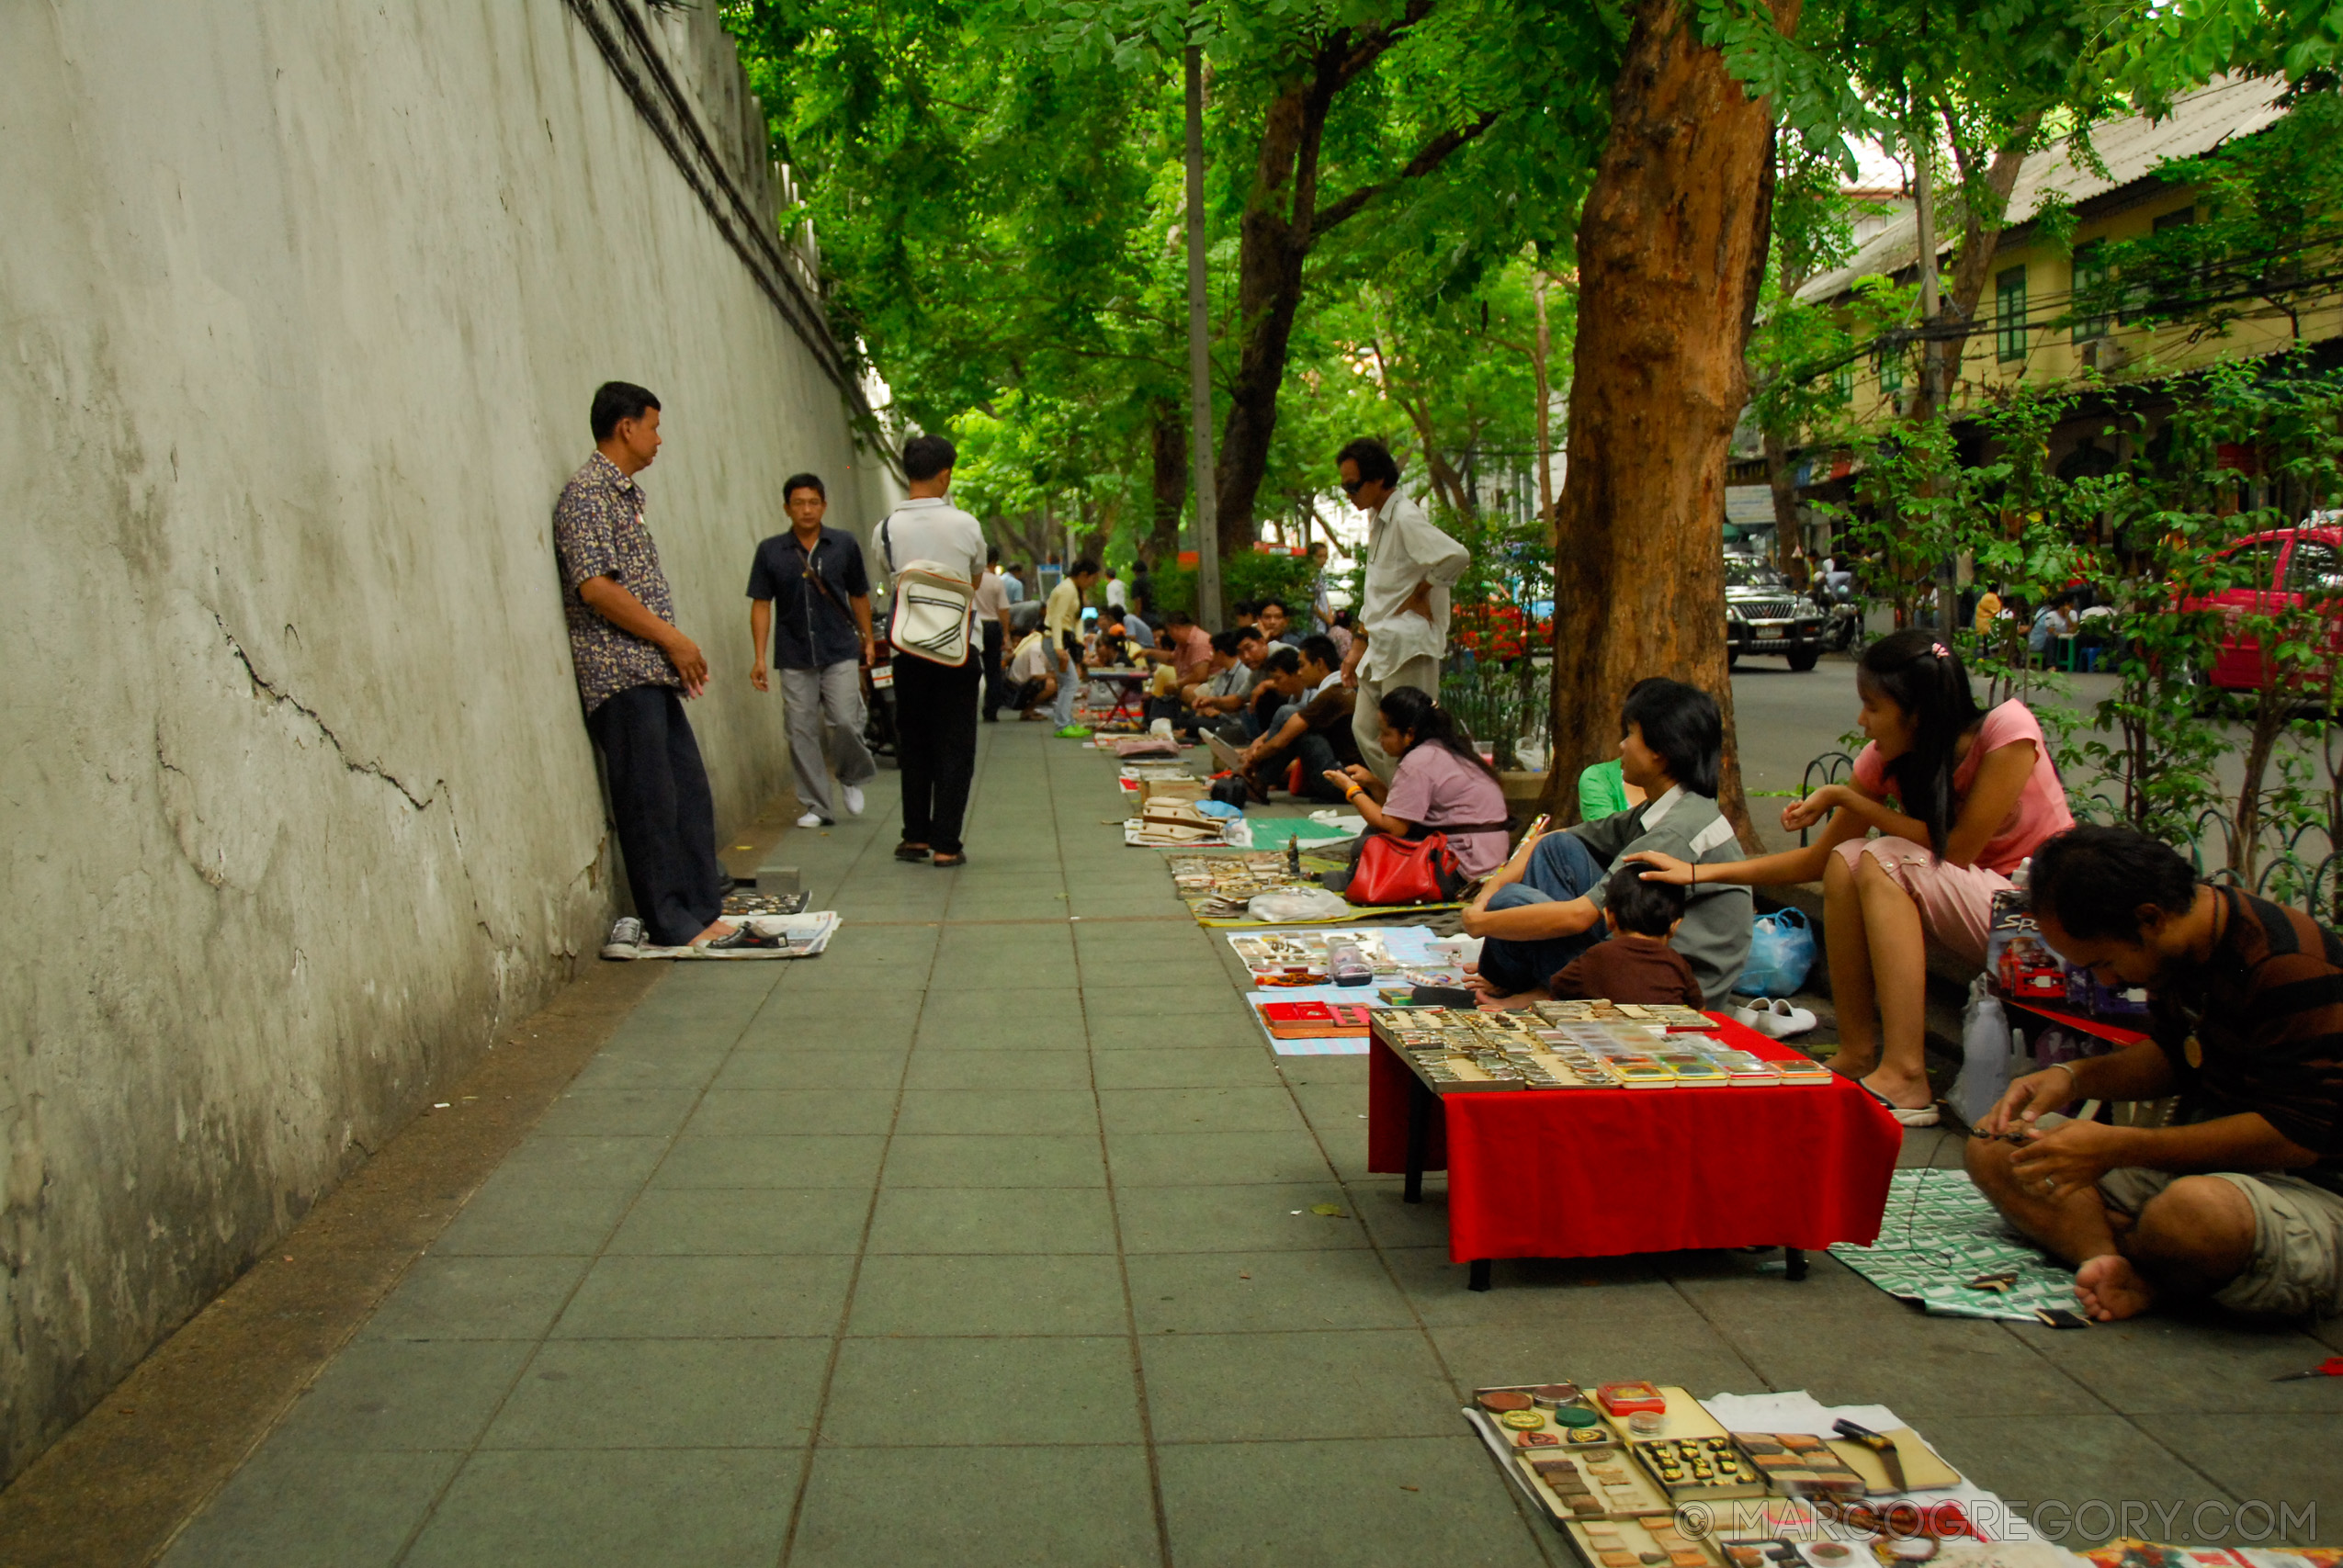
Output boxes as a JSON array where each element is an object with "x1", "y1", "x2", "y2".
[{"x1": 162, "y1": 724, "x2": 2342, "y2": 1566}]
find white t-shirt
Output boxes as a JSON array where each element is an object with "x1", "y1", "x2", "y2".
[
  {"x1": 1009, "y1": 631, "x2": 1052, "y2": 683},
  {"x1": 973, "y1": 570, "x2": 1010, "y2": 619},
  {"x1": 1105, "y1": 576, "x2": 1127, "y2": 609},
  {"x1": 876, "y1": 498, "x2": 987, "y2": 588}
]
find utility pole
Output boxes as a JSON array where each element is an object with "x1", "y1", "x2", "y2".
[
  {"x1": 1183, "y1": 41, "x2": 1223, "y2": 628},
  {"x1": 1909, "y1": 119, "x2": 1957, "y2": 637}
]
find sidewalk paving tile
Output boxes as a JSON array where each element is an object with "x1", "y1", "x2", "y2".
[{"x1": 154, "y1": 722, "x2": 2331, "y2": 1565}]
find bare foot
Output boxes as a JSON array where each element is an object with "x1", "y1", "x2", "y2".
[
  {"x1": 1859, "y1": 1068, "x2": 1934, "y2": 1111},
  {"x1": 2075, "y1": 1253, "x2": 2156, "y2": 1321},
  {"x1": 1823, "y1": 1053, "x2": 1878, "y2": 1080},
  {"x1": 691, "y1": 919, "x2": 737, "y2": 945}
]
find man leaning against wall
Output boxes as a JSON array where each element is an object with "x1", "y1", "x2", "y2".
[{"x1": 553, "y1": 381, "x2": 734, "y2": 954}]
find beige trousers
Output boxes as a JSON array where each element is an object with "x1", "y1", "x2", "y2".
[{"x1": 1352, "y1": 653, "x2": 1441, "y2": 782}]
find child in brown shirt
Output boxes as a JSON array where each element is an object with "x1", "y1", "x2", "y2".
[{"x1": 1547, "y1": 863, "x2": 1705, "y2": 1008}]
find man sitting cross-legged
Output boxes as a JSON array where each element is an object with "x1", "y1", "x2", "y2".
[{"x1": 1968, "y1": 825, "x2": 2343, "y2": 1323}]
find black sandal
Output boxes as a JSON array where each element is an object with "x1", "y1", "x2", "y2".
[{"x1": 895, "y1": 842, "x2": 933, "y2": 862}]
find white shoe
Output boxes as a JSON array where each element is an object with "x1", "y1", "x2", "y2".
[
  {"x1": 843, "y1": 784, "x2": 866, "y2": 817},
  {"x1": 796, "y1": 810, "x2": 828, "y2": 829},
  {"x1": 1764, "y1": 998, "x2": 1818, "y2": 1038}
]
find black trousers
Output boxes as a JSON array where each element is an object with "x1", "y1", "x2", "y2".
[
  {"x1": 892, "y1": 653, "x2": 980, "y2": 854},
  {"x1": 979, "y1": 621, "x2": 1008, "y2": 720},
  {"x1": 587, "y1": 684, "x2": 724, "y2": 946}
]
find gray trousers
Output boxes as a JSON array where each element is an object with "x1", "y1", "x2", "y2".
[
  {"x1": 779, "y1": 660, "x2": 877, "y2": 821},
  {"x1": 1352, "y1": 652, "x2": 1441, "y2": 781}
]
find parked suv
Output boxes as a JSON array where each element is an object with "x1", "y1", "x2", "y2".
[
  {"x1": 2186, "y1": 522, "x2": 2343, "y2": 691},
  {"x1": 1726, "y1": 554, "x2": 1827, "y2": 671}
]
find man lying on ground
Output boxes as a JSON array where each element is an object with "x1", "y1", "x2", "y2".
[{"x1": 1967, "y1": 825, "x2": 2343, "y2": 1323}]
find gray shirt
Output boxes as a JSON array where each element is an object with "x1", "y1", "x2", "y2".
[{"x1": 1568, "y1": 785, "x2": 1752, "y2": 1008}]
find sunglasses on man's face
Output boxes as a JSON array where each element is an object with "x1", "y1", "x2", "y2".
[{"x1": 1339, "y1": 477, "x2": 1364, "y2": 494}]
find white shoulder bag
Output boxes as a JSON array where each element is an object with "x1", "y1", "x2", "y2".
[{"x1": 879, "y1": 513, "x2": 975, "y2": 667}]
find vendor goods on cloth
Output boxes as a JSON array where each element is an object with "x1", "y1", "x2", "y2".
[
  {"x1": 1228, "y1": 813, "x2": 1369, "y2": 852},
  {"x1": 608, "y1": 911, "x2": 841, "y2": 961},
  {"x1": 722, "y1": 888, "x2": 811, "y2": 918},
  {"x1": 1125, "y1": 797, "x2": 1234, "y2": 846},
  {"x1": 1101, "y1": 733, "x2": 1184, "y2": 759},
  {"x1": 2087, "y1": 1544, "x2": 2343, "y2": 1568},
  {"x1": 1235, "y1": 925, "x2": 1469, "y2": 1054},
  {"x1": 1369, "y1": 1011, "x2": 1900, "y2": 1264},
  {"x1": 1829, "y1": 1168, "x2": 2083, "y2": 1325},
  {"x1": 1165, "y1": 850, "x2": 1439, "y2": 925},
  {"x1": 1467, "y1": 1382, "x2": 2067, "y2": 1562}
]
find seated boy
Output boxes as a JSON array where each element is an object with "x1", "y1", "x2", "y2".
[{"x1": 1546, "y1": 865, "x2": 1704, "y2": 1008}]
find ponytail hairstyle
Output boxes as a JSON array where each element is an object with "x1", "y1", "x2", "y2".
[
  {"x1": 1377, "y1": 686, "x2": 1501, "y2": 783},
  {"x1": 1857, "y1": 629, "x2": 1984, "y2": 858}
]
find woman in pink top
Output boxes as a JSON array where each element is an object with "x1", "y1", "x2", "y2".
[
  {"x1": 1325, "y1": 687, "x2": 1512, "y2": 876},
  {"x1": 1630, "y1": 631, "x2": 2072, "y2": 1125}
]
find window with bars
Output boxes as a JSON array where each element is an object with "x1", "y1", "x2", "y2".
[
  {"x1": 2071, "y1": 241, "x2": 2110, "y2": 342},
  {"x1": 1996, "y1": 265, "x2": 2028, "y2": 361}
]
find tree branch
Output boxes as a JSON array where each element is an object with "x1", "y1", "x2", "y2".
[{"x1": 1314, "y1": 110, "x2": 1500, "y2": 237}]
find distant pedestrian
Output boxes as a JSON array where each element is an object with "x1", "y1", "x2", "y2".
[
  {"x1": 1104, "y1": 567, "x2": 1128, "y2": 612},
  {"x1": 553, "y1": 381, "x2": 733, "y2": 951},
  {"x1": 1307, "y1": 539, "x2": 1335, "y2": 632},
  {"x1": 1002, "y1": 563, "x2": 1026, "y2": 604},
  {"x1": 876, "y1": 434, "x2": 988, "y2": 867},
  {"x1": 1131, "y1": 560, "x2": 1153, "y2": 617},
  {"x1": 748, "y1": 471, "x2": 877, "y2": 829},
  {"x1": 1044, "y1": 557, "x2": 1101, "y2": 735},
  {"x1": 1335, "y1": 436, "x2": 1467, "y2": 781},
  {"x1": 976, "y1": 546, "x2": 1014, "y2": 722}
]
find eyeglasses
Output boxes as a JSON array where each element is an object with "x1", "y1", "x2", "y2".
[{"x1": 1339, "y1": 478, "x2": 1365, "y2": 495}]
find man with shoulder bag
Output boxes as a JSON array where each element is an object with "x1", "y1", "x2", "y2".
[
  {"x1": 877, "y1": 434, "x2": 988, "y2": 867},
  {"x1": 748, "y1": 471, "x2": 877, "y2": 829}
]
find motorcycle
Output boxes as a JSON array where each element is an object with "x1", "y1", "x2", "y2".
[{"x1": 1822, "y1": 576, "x2": 1864, "y2": 653}]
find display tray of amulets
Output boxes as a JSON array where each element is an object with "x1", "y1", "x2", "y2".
[
  {"x1": 1371, "y1": 1000, "x2": 1833, "y2": 1093},
  {"x1": 1465, "y1": 1382, "x2": 1971, "y2": 1565}
]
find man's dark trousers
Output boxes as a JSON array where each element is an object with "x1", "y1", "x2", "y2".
[
  {"x1": 587, "y1": 683, "x2": 724, "y2": 946},
  {"x1": 979, "y1": 621, "x2": 1008, "y2": 720},
  {"x1": 893, "y1": 653, "x2": 980, "y2": 855}
]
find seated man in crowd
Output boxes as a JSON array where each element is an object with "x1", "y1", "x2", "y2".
[
  {"x1": 1184, "y1": 628, "x2": 1267, "y2": 737},
  {"x1": 1255, "y1": 597, "x2": 1304, "y2": 648},
  {"x1": 1238, "y1": 636, "x2": 1359, "y2": 802},
  {"x1": 1002, "y1": 622, "x2": 1058, "y2": 721},
  {"x1": 1968, "y1": 825, "x2": 2343, "y2": 1323}
]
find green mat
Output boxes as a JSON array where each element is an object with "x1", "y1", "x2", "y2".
[
  {"x1": 1829, "y1": 1168, "x2": 2080, "y2": 1324},
  {"x1": 1239, "y1": 818, "x2": 1360, "y2": 850}
]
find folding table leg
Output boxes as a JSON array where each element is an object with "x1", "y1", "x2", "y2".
[
  {"x1": 1783, "y1": 1247, "x2": 1809, "y2": 1280},
  {"x1": 1468, "y1": 1259, "x2": 1492, "y2": 1292},
  {"x1": 1403, "y1": 1077, "x2": 1432, "y2": 1203}
]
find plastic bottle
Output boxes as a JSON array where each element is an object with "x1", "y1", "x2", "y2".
[{"x1": 1951, "y1": 975, "x2": 2015, "y2": 1127}]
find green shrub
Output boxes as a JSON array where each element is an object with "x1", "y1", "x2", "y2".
[{"x1": 1146, "y1": 551, "x2": 1321, "y2": 623}]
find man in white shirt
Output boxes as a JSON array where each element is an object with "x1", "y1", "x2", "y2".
[
  {"x1": 1042, "y1": 557, "x2": 1099, "y2": 734},
  {"x1": 875, "y1": 434, "x2": 989, "y2": 866},
  {"x1": 975, "y1": 546, "x2": 1015, "y2": 722},
  {"x1": 1004, "y1": 626, "x2": 1058, "y2": 718},
  {"x1": 1104, "y1": 567, "x2": 1128, "y2": 612},
  {"x1": 1334, "y1": 437, "x2": 1468, "y2": 780}
]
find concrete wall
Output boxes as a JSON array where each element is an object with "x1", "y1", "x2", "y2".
[{"x1": 0, "y1": 0, "x2": 888, "y2": 1478}]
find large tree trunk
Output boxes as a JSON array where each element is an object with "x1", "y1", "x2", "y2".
[
  {"x1": 1544, "y1": 0, "x2": 1794, "y2": 844},
  {"x1": 1148, "y1": 398, "x2": 1187, "y2": 566}
]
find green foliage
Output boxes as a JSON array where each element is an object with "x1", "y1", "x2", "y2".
[{"x1": 1145, "y1": 550, "x2": 1324, "y2": 621}]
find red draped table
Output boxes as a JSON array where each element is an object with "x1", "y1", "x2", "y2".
[{"x1": 1367, "y1": 1015, "x2": 1903, "y2": 1289}]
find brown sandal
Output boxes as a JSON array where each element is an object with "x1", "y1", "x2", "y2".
[
  {"x1": 894, "y1": 841, "x2": 932, "y2": 862},
  {"x1": 933, "y1": 852, "x2": 968, "y2": 868}
]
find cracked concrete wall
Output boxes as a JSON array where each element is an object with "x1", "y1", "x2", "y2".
[{"x1": 0, "y1": 1, "x2": 889, "y2": 1479}]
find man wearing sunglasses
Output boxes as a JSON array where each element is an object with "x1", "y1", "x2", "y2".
[{"x1": 1334, "y1": 437, "x2": 1468, "y2": 780}]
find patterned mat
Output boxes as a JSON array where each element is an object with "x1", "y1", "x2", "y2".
[{"x1": 1829, "y1": 1168, "x2": 2080, "y2": 1323}]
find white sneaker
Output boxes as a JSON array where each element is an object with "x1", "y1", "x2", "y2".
[
  {"x1": 796, "y1": 810, "x2": 827, "y2": 829},
  {"x1": 843, "y1": 784, "x2": 866, "y2": 817}
]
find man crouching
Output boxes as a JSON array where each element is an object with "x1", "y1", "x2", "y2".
[{"x1": 1968, "y1": 825, "x2": 2343, "y2": 1323}]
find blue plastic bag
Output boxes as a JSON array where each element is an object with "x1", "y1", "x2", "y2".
[{"x1": 1735, "y1": 908, "x2": 1817, "y2": 998}]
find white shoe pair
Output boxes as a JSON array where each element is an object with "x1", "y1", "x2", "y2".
[
  {"x1": 1734, "y1": 997, "x2": 1817, "y2": 1039},
  {"x1": 796, "y1": 785, "x2": 865, "y2": 830}
]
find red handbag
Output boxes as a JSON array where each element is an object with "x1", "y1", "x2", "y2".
[{"x1": 1345, "y1": 829, "x2": 1492, "y2": 906}]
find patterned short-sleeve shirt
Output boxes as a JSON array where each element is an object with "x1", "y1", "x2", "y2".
[{"x1": 552, "y1": 452, "x2": 680, "y2": 714}]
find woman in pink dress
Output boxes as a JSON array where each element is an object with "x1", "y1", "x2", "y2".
[{"x1": 1630, "y1": 630, "x2": 2073, "y2": 1125}]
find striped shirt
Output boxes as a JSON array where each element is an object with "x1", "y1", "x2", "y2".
[{"x1": 2152, "y1": 887, "x2": 2343, "y2": 1188}]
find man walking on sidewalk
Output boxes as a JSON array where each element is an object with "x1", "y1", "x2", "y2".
[
  {"x1": 554, "y1": 381, "x2": 732, "y2": 950},
  {"x1": 748, "y1": 471, "x2": 877, "y2": 829},
  {"x1": 876, "y1": 434, "x2": 989, "y2": 867},
  {"x1": 976, "y1": 545, "x2": 1015, "y2": 722},
  {"x1": 1335, "y1": 436, "x2": 1467, "y2": 781},
  {"x1": 1044, "y1": 556, "x2": 1099, "y2": 737}
]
